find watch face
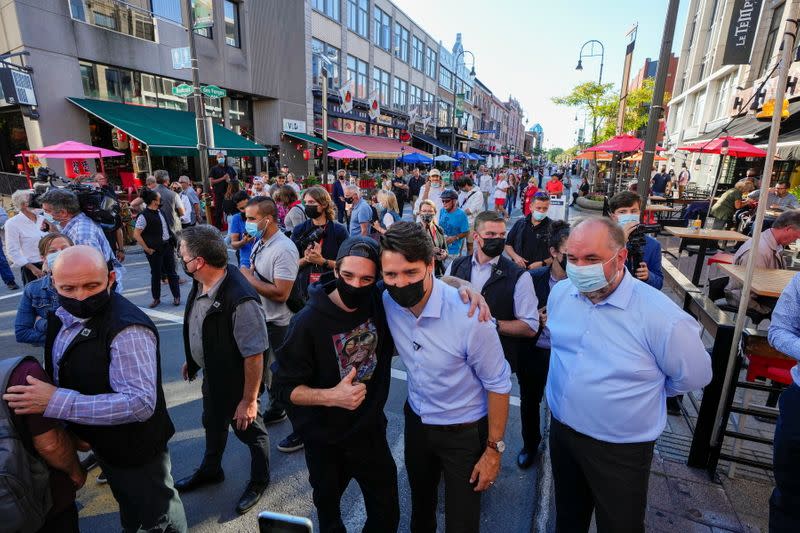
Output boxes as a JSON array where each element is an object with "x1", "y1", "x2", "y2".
[{"x1": 496, "y1": 441, "x2": 506, "y2": 453}]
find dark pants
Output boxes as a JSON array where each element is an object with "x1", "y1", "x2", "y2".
[
  {"x1": 201, "y1": 377, "x2": 271, "y2": 484},
  {"x1": 0, "y1": 239, "x2": 16, "y2": 285},
  {"x1": 146, "y1": 242, "x2": 180, "y2": 301},
  {"x1": 770, "y1": 383, "x2": 800, "y2": 532},
  {"x1": 404, "y1": 402, "x2": 487, "y2": 533},
  {"x1": 96, "y1": 449, "x2": 187, "y2": 533},
  {"x1": 335, "y1": 202, "x2": 346, "y2": 223},
  {"x1": 517, "y1": 346, "x2": 550, "y2": 451},
  {"x1": 38, "y1": 502, "x2": 79, "y2": 533},
  {"x1": 21, "y1": 262, "x2": 43, "y2": 285},
  {"x1": 549, "y1": 417, "x2": 654, "y2": 533},
  {"x1": 213, "y1": 191, "x2": 226, "y2": 229},
  {"x1": 303, "y1": 426, "x2": 399, "y2": 533},
  {"x1": 265, "y1": 322, "x2": 288, "y2": 412},
  {"x1": 396, "y1": 196, "x2": 406, "y2": 218}
]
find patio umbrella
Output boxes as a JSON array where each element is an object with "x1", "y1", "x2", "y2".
[
  {"x1": 473, "y1": 153, "x2": 486, "y2": 161},
  {"x1": 328, "y1": 148, "x2": 366, "y2": 160},
  {"x1": 17, "y1": 140, "x2": 125, "y2": 159},
  {"x1": 584, "y1": 134, "x2": 646, "y2": 153},
  {"x1": 434, "y1": 154, "x2": 457, "y2": 162},
  {"x1": 677, "y1": 136, "x2": 768, "y2": 158},
  {"x1": 577, "y1": 151, "x2": 612, "y2": 161},
  {"x1": 398, "y1": 152, "x2": 433, "y2": 164},
  {"x1": 623, "y1": 152, "x2": 667, "y2": 162},
  {"x1": 465, "y1": 153, "x2": 480, "y2": 161}
]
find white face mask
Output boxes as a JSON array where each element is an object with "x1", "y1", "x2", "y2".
[{"x1": 566, "y1": 254, "x2": 619, "y2": 293}]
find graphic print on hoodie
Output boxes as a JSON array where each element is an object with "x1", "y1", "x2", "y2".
[{"x1": 333, "y1": 320, "x2": 379, "y2": 382}]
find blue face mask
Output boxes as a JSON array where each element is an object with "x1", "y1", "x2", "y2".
[
  {"x1": 532, "y1": 211, "x2": 547, "y2": 221},
  {"x1": 46, "y1": 251, "x2": 61, "y2": 269},
  {"x1": 617, "y1": 213, "x2": 640, "y2": 227},
  {"x1": 42, "y1": 212, "x2": 57, "y2": 225},
  {"x1": 566, "y1": 255, "x2": 618, "y2": 293},
  {"x1": 245, "y1": 221, "x2": 262, "y2": 238}
]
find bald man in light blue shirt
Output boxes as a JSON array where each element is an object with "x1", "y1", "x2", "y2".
[{"x1": 546, "y1": 217, "x2": 711, "y2": 533}]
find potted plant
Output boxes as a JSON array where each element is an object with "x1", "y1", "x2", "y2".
[{"x1": 576, "y1": 193, "x2": 606, "y2": 211}]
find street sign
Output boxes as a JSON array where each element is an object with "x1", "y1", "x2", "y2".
[
  {"x1": 455, "y1": 93, "x2": 465, "y2": 118},
  {"x1": 201, "y1": 85, "x2": 226, "y2": 98},
  {"x1": 477, "y1": 129, "x2": 497, "y2": 134},
  {"x1": 171, "y1": 47, "x2": 191, "y2": 70},
  {"x1": 171, "y1": 83, "x2": 193, "y2": 98},
  {"x1": 283, "y1": 119, "x2": 306, "y2": 133},
  {"x1": 192, "y1": 0, "x2": 213, "y2": 29}
]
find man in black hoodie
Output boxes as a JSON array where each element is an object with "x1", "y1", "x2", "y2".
[{"x1": 273, "y1": 237, "x2": 399, "y2": 533}]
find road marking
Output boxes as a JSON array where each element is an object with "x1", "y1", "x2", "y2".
[{"x1": 0, "y1": 291, "x2": 23, "y2": 301}]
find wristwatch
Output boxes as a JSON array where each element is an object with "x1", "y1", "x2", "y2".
[{"x1": 487, "y1": 439, "x2": 506, "y2": 453}]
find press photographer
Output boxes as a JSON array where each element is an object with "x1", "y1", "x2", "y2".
[
  {"x1": 607, "y1": 191, "x2": 664, "y2": 289},
  {"x1": 291, "y1": 186, "x2": 349, "y2": 300}
]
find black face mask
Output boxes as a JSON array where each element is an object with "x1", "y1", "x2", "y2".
[
  {"x1": 345, "y1": 197, "x2": 354, "y2": 205},
  {"x1": 420, "y1": 214, "x2": 434, "y2": 224},
  {"x1": 480, "y1": 237, "x2": 505, "y2": 258},
  {"x1": 386, "y1": 275, "x2": 427, "y2": 308},
  {"x1": 304, "y1": 205, "x2": 320, "y2": 219},
  {"x1": 336, "y1": 276, "x2": 374, "y2": 309},
  {"x1": 59, "y1": 282, "x2": 112, "y2": 319},
  {"x1": 181, "y1": 258, "x2": 196, "y2": 278},
  {"x1": 558, "y1": 255, "x2": 567, "y2": 271}
]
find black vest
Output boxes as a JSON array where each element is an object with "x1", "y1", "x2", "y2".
[
  {"x1": 450, "y1": 255, "x2": 532, "y2": 371},
  {"x1": 139, "y1": 208, "x2": 169, "y2": 250},
  {"x1": 183, "y1": 265, "x2": 262, "y2": 431},
  {"x1": 44, "y1": 293, "x2": 174, "y2": 467}
]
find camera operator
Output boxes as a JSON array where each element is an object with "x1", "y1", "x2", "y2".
[
  {"x1": 291, "y1": 186, "x2": 349, "y2": 301},
  {"x1": 607, "y1": 191, "x2": 663, "y2": 289}
]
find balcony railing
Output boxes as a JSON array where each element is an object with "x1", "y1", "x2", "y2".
[{"x1": 69, "y1": 0, "x2": 157, "y2": 42}]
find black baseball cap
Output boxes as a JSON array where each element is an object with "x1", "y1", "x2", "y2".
[
  {"x1": 440, "y1": 189, "x2": 459, "y2": 201},
  {"x1": 336, "y1": 236, "x2": 380, "y2": 266}
]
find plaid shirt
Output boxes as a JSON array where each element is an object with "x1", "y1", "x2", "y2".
[
  {"x1": 61, "y1": 213, "x2": 125, "y2": 285},
  {"x1": 44, "y1": 306, "x2": 158, "y2": 425}
]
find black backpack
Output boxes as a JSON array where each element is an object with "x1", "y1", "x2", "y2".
[{"x1": 0, "y1": 356, "x2": 53, "y2": 533}]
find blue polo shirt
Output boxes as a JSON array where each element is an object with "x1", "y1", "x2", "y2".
[{"x1": 349, "y1": 199, "x2": 373, "y2": 236}]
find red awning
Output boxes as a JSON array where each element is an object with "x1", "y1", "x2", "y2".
[
  {"x1": 677, "y1": 136, "x2": 768, "y2": 158},
  {"x1": 584, "y1": 134, "x2": 664, "y2": 153},
  {"x1": 327, "y1": 132, "x2": 431, "y2": 160}
]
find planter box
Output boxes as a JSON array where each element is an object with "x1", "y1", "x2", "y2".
[{"x1": 576, "y1": 197, "x2": 605, "y2": 210}]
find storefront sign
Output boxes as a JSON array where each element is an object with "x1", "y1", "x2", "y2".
[
  {"x1": 722, "y1": 0, "x2": 764, "y2": 66},
  {"x1": 377, "y1": 114, "x2": 392, "y2": 125},
  {"x1": 0, "y1": 67, "x2": 37, "y2": 106},
  {"x1": 282, "y1": 119, "x2": 306, "y2": 133},
  {"x1": 171, "y1": 47, "x2": 191, "y2": 70},
  {"x1": 172, "y1": 83, "x2": 193, "y2": 98},
  {"x1": 65, "y1": 159, "x2": 90, "y2": 179},
  {"x1": 201, "y1": 85, "x2": 227, "y2": 99},
  {"x1": 191, "y1": 0, "x2": 213, "y2": 29}
]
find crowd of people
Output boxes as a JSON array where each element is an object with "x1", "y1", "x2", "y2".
[{"x1": 9, "y1": 158, "x2": 800, "y2": 533}]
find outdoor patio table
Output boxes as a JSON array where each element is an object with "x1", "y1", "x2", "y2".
[
  {"x1": 718, "y1": 264, "x2": 796, "y2": 298},
  {"x1": 665, "y1": 227, "x2": 750, "y2": 285}
]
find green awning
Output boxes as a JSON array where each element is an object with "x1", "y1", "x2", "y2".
[
  {"x1": 283, "y1": 131, "x2": 348, "y2": 152},
  {"x1": 67, "y1": 97, "x2": 268, "y2": 157}
]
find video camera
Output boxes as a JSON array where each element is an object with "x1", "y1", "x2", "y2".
[
  {"x1": 295, "y1": 226, "x2": 326, "y2": 252},
  {"x1": 29, "y1": 167, "x2": 121, "y2": 232},
  {"x1": 626, "y1": 223, "x2": 661, "y2": 268}
]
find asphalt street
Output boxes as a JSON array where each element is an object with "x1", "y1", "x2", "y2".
[{"x1": 0, "y1": 197, "x2": 547, "y2": 532}]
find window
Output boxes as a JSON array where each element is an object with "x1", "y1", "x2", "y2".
[
  {"x1": 714, "y1": 74, "x2": 734, "y2": 119},
  {"x1": 70, "y1": 0, "x2": 156, "y2": 41},
  {"x1": 411, "y1": 36, "x2": 424, "y2": 70},
  {"x1": 373, "y1": 67, "x2": 390, "y2": 105},
  {"x1": 691, "y1": 90, "x2": 706, "y2": 126},
  {"x1": 425, "y1": 47, "x2": 437, "y2": 79},
  {"x1": 409, "y1": 84, "x2": 422, "y2": 115},
  {"x1": 438, "y1": 101, "x2": 452, "y2": 127},
  {"x1": 394, "y1": 23, "x2": 409, "y2": 62},
  {"x1": 439, "y1": 67, "x2": 454, "y2": 91},
  {"x1": 373, "y1": 7, "x2": 391, "y2": 50},
  {"x1": 195, "y1": 25, "x2": 212, "y2": 39},
  {"x1": 759, "y1": 3, "x2": 786, "y2": 77},
  {"x1": 392, "y1": 77, "x2": 408, "y2": 109},
  {"x1": 424, "y1": 91, "x2": 435, "y2": 117},
  {"x1": 224, "y1": 1, "x2": 240, "y2": 47},
  {"x1": 347, "y1": 0, "x2": 368, "y2": 37},
  {"x1": 347, "y1": 55, "x2": 368, "y2": 99},
  {"x1": 151, "y1": 0, "x2": 182, "y2": 23},
  {"x1": 312, "y1": 39, "x2": 341, "y2": 90},
  {"x1": 313, "y1": 0, "x2": 340, "y2": 21}
]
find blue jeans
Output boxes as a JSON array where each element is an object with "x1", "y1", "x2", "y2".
[
  {"x1": 0, "y1": 238, "x2": 16, "y2": 285},
  {"x1": 771, "y1": 383, "x2": 800, "y2": 532}
]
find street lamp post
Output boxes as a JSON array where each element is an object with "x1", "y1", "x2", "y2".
[
  {"x1": 184, "y1": 0, "x2": 210, "y2": 193},
  {"x1": 451, "y1": 50, "x2": 476, "y2": 155},
  {"x1": 575, "y1": 40, "x2": 605, "y2": 146},
  {"x1": 316, "y1": 53, "x2": 334, "y2": 185}
]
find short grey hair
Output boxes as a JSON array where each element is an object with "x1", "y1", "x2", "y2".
[
  {"x1": 39, "y1": 188, "x2": 81, "y2": 215},
  {"x1": 11, "y1": 189, "x2": 34, "y2": 210},
  {"x1": 180, "y1": 225, "x2": 228, "y2": 268},
  {"x1": 154, "y1": 169, "x2": 170, "y2": 184},
  {"x1": 572, "y1": 216, "x2": 626, "y2": 250},
  {"x1": 345, "y1": 184, "x2": 360, "y2": 195},
  {"x1": 178, "y1": 175, "x2": 191, "y2": 184},
  {"x1": 145, "y1": 176, "x2": 157, "y2": 187},
  {"x1": 773, "y1": 209, "x2": 800, "y2": 230}
]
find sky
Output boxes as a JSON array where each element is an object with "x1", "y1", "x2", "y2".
[{"x1": 396, "y1": 0, "x2": 690, "y2": 150}]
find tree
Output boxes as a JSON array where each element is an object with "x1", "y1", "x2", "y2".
[
  {"x1": 552, "y1": 82, "x2": 616, "y2": 146},
  {"x1": 547, "y1": 147, "x2": 564, "y2": 161},
  {"x1": 597, "y1": 78, "x2": 669, "y2": 140}
]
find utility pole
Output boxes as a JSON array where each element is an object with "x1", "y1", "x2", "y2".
[
  {"x1": 636, "y1": 0, "x2": 679, "y2": 209},
  {"x1": 185, "y1": 0, "x2": 210, "y2": 193},
  {"x1": 322, "y1": 64, "x2": 329, "y2": 185}
]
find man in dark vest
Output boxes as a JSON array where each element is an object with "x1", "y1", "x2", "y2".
[
  {"x1": 3, "y1": 245, "x2": 186, "y2": 532},
  {"x1": 175, "y1": 225, "x2": 272, "y2": 515},
  {"x1": 446, "y1": 210, "x2": 541, "y2": 467}
]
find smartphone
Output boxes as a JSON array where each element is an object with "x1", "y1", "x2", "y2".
[{"x1": 258, "y1": 511, "x2": 313, "y2": 533}]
